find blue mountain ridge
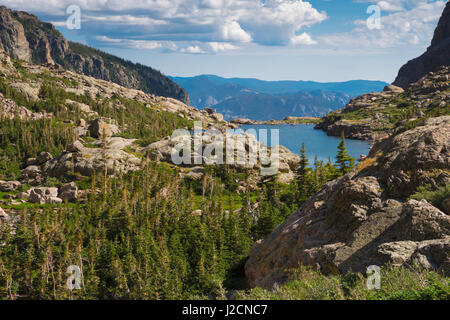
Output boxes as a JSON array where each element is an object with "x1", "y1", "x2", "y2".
[{"x1": 170, "y1": 75, "x2": 388, "y2": 121}]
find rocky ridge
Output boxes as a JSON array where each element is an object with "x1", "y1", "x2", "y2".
[
  {"x1": 316, "y1": 66, "x2": 450, "y2": 142},
  {"x1": 393, "y1": 1, "x2": 450, "y2": 89}
]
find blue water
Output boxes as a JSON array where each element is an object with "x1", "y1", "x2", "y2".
[{"x1": 237, "y1": 124, "x2": 371, "y2": 163}]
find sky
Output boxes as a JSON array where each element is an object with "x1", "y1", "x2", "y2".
[{"x1": 1, "y1": 0, "x2": 447, "y2": 82}]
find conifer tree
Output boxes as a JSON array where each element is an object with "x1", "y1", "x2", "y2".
[{"x1": 336, "y1": 133, "x2": 355, "y2": 175}]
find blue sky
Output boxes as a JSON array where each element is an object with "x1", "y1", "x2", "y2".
[{"x1": 1, "y1": 0, "x2": 447, "y2": 82}]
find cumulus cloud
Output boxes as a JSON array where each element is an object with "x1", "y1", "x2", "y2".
[
  {"x1": 291, "y1": 32, "x2": 317, "y2": 45},
  {"x1": 1, "y1": 0, "x2": 326, "y2": 53},
  {"x1": 221, "y1": 20, "x2": 252, "y2": 43},
  {"x1": 96, "y1": 35, "x2": 238, "y2": 54},
  {"x1": 321, "y1": 0, "x2": 445, "y2": 49},
  {"x1": 376, "y1": 1, "x2": 405, "y2": 11}
]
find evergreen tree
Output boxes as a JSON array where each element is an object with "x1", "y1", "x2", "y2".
[{"x1": 336, "y1": 133, "x2": 355, "y2": 175}]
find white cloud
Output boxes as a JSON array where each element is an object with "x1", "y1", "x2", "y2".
[
  {"x1": 377, "y1": 1, "x2": 405, "y2": 11},
  {"x1": 96, "y1": 36, "x2": 238, "y2": 54},
  {"x1": 321, "y1": 0, "x2": 445, "y2": 49},
  {"x1": 206, "y1": 42, "x2": 239, "y2": 53},
  {"x1": 221, "y1": 20, "x2": 252, "y2": 43},
  {"x1": 2, "y1": 0, "x2": 326, "y2": 49},
  {"x1": 181, "y1": 45, "x2": 206, "y2": 54},
  {"x1": 291, "y1": 32, "x2": 317, "y2": 45}
]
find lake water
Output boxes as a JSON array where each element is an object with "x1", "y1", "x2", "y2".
[{"x1": 237, "y1": 124, "x2": 371, "y2": 163}]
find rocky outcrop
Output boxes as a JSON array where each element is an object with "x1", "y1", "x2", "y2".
[
  {"x1": 21, "y1": 165, "x2": 43, "y2": 186},
  {"x1": 43, "y1": 137, "x2": 141, "y2": 178},
  {"x1": 59, "y1": 182, "x2": 78, "y2": 202},
  {"x1": 245, "y1": 116, "x2": 450, "y2": 289},
  {"x1": 0, "y1": 6, "x2": 31, "y2": 61},
  {"x1": 316, "y1": 66, "x2": 450, "y2": 141},
  {"x1": 0, "y1": 93, "x2": 51, "y2": 120},
  {"x1": 28, "y1": 187, "x2": 61, "y2": 204},
  {"x1": 0, "y1": 180, "x2": 20, "y2": 192},
  {"x1": 0, "y1": 6, "x2": 189, "y2": 104},
  {"x1": 393, "y1": 2, "x2": 449, "y2": 88},
  {"x1": 88, "y1": 118, "x2": 120, "y2": 138},
  {"x1": 144, "y1": 130, "x2": 300, "y2": 183},
  {"x1": 0, "y1": 207, "x2": 8, "y2": 222}
]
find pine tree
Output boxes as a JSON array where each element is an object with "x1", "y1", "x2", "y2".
[
  {"x1": 296, "y1": 143, "x2": 314, "y2": 203},
  {"x1": 336, "y1": 133, "x2": 355, "y2": 175}
]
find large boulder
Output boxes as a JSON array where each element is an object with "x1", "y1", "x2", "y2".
[
  {"x1": 383, "y1": 85, "x2": 404, "y2": 93},
  {"x1": 58, "y1": 182, "x2": 78, "y2": 202},
  {"x1": 245, "y1": 116, "x2": 450, "y2": 289},
  {"x1": 144, "y1": 130, "x2": 300, "y2": 183},
  {"x1": 0, "y1": 207, "x2": 8, "y2": 220},
  {"x1": 36, "y1": 151, "x2": 53, "y2": 165},
  {"x1": 0, "y1": 180, "x2": 21, "y2": 192},
  {"x1": 88, "y1": 118, "x2": 111, "y2": 138},
  {"x1": 28, "y1": 187, "x2": 61, "y2": 204},
  {"x1": 88, "y1": 118, "x2": 120, "y2": 139},
  {"x1": 67, "y1": 140, "x2": 84, "y2": 153},
  {"x1": 21, "y1": 165, "x2": 43, "y2": 185}
]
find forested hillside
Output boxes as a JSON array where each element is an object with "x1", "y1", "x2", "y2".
[{"x1": 0, "y1": 6, "x2": 189, "y2": 104}]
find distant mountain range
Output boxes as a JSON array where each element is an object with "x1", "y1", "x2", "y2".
[{"x1": 171, "y1": 75, "x2": 388, "y2": 121}]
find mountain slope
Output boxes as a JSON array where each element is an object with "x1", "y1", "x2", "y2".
[
  {"x1": 0, "y1": 6, "x2": 189, "y2": 103},
  {"x1": 393, "y1": 1, "x2": 450, "y2": 88},
  {"x1": 171, "y1": 75, "x2": 387, "y2": 120}
]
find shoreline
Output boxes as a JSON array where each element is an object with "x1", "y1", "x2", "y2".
[{"x1": 230, "y1": 117, "x2": 321, "y2": 126}]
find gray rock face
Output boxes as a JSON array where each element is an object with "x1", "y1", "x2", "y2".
[
  {"x1": 67, "y1": 140, "x2": 84, "y2": 153},
  {"x1": 44, "y1": 137, "x2": 141, "y2": 178},
  {"x1": 21, "y1": 165, "x2": 43, "y2": 185},
  {"x1": 0, "y1": 95, "x2": 50, "y2": 120},
  {"x1": 29, "y1": 187, "x2": 61, "y2": 204},
  {"x1": 0, "y1": 6, "x2": 31, "y2": 61},
  {"x1": 0, "y1": 207, "x2": 8, "y2": 221},
  {"x1": 0, "y1": 180, "x2": 20, "y2": 192},
  {"x1": 36, "y1": 152, "x2": 53, "y2": 165},
  {"x1": 393, "y1": 2, "x2": 450, "y2": 88},
  {"x1": 144, "y1": 130, "x2": 300, "y2": 183},
  {"x1": 245, "y1": 117, "x2": 450, "y2": 289},
  {"x1": 8, "y1": 82, "x2": 39, "y2": 101},
  {"x1": 371, "y1": 116, "x2": 450, "y2": 198},
  {"x1": 58, "y1": 182, "x2": 78, "y2": 202}
]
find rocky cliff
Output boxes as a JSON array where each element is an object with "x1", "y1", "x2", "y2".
[
  {"x1": 393, "y1": 1, "x2": 449, "y2": 89},
  {"x1": 0, "y1": 6, "x2": 189, "y2": 104},
  {"x1": 246, "y1": 116, "x2": 450, "y2": 289}
]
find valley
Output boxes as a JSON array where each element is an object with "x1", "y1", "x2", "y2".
[{"x1": 0, "y1": 2, "x2": 449, "y2": 302}]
